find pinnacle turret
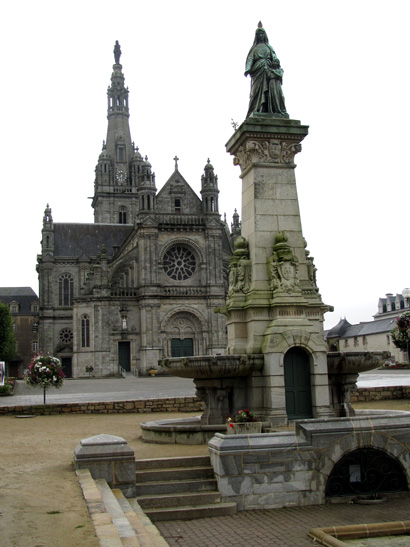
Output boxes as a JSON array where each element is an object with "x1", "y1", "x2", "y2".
[{"x1": 200, "y1": 159, "x2": 219, "y2": 213}]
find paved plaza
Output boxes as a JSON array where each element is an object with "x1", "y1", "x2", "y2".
[
  {"x1": 2, "y1": 368, "x2": 409, "y2": 408},
  {"x1": 0, "y1": 375, "x2": 196, "y2": 407}
]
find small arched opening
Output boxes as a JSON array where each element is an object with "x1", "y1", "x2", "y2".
[
  {"x1": 284, "y1": 347, "x2": 312, "y2": 420},
  {"x1": 326, "y1": 447, "x2": 408, "y2": 498}
]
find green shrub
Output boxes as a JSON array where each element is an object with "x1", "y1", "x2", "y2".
[{"x1": 0, "y1": 384, "x2": 11, "y2": 396}]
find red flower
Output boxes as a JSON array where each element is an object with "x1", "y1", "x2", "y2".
[{"x1": 229, "y1": 423, "x2": 234, "y2": 428}]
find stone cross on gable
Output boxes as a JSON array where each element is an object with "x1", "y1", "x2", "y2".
[{"x1": 173, "y1": 156, "x2": 179, "y2": 170}]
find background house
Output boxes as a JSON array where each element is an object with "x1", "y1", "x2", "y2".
[
  {"x1": 326, "y1": 290, "x2": 410, "y2": 364},
  {"x1": 0, "y1": 287, "x2": 39, "y2": 378}
]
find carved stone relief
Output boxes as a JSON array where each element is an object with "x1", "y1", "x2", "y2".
[
  {"x1": 233, "y1": 138, "x2": 302, "y2": 173},
  {"x1": 228, "y1": 236, "x2": 252, "y2": 297},
  {"x1": 268, "y1": 231, "x2": 301, "y2": 294}
]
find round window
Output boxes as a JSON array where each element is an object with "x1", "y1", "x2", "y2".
[
  {"x1": 59, "y1": 328, "x2": 73, "y2": 344},
  {"x1": 163, "y1": 246, "x2": 196, "y2": 281}
]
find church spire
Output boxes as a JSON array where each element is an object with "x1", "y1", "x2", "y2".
[{"x1": 105, "y1": 41, "x2": 133, "y2": 167}]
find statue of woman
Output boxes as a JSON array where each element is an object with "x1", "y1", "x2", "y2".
[{"x1": 245, "y1": 23, "x2": 288, "y2": 119}]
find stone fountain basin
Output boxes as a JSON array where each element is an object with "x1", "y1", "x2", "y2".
[
  {"x1": 159, "y1": 354, "x2": 264, "y2": 379},
  {"x1": 327, "y1": 351, "x2": 390, "y2": 375}
]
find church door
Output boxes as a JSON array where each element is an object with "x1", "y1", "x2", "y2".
[
  {"x1": 284, "y1": 347, "x2": 312, "y2": 420},
  {"x1": 61, "y1": 357, "x2": 72, "y2": 378},
  {"x1": 118, "y1": 341, "x2": 131, "y2": 372},
  {"x1": 171, "y1": 338, "x2": 193, "y2": 357}
]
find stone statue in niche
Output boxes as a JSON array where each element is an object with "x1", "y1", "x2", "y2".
[
  {"x1": 245, "y1": 22, "x2": 288, "y2": 119},
  {"x1": 268, "y1": 232, "x2": 300, "y2": 293},
  {"x1": 228, "y1": 236, "x2": 252, "y2": 296}
]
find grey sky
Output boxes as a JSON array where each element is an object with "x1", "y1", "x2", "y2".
[{"x1": 1, "y1": 0, "x2": 409, "y2": 329}]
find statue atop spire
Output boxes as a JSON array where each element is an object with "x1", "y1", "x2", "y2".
[{"x1": 114, "y1": 40, "x2": 121, "y2": 64}]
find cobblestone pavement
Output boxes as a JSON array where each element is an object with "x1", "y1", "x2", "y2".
[{"x1": 156, "y1": 497, "x2": 410, "y2": 547}]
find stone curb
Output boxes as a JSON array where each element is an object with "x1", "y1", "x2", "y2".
[
  {"x1": 309, "y1": 520, "x2": 410, "y2": 546},
  {"x1": 76, "y1": 468, "x2": 168, "y2": 547}
]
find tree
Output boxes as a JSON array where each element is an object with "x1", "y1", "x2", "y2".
[
  {"x1": 391, "y1": 311, "x2": 410, "y2": 363},
  {"x1": 0, "y1": 302, "x2": 15, "y2": 362}
]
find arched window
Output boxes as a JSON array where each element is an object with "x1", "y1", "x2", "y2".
[
  {"x1": 119, "y1": 206, "x2": 127, "y2": 224},
  {"x1": 81, "y1": 315, "x2": 90, "y2": 348},
  {"x1": 59, "y1": 273, "x2": 74, "y2": 306}
]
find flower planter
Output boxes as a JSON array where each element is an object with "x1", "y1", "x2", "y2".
[{"x1": 226, "y1": 422, "x2": 262, "y2": 435}]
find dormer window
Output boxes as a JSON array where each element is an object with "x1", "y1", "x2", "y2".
[{"x1": 174, "y1": 198, "x2": 181, "y2": 214}]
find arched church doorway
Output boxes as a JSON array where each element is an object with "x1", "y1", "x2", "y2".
[
  {"x1": 162, "y1": 309, "x2": 206, "y2": 357},
  {"x1": 284, "y1": 347, "x2": 312, "y2": 420}
]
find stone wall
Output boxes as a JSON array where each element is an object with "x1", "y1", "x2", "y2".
[
  {"x1": 351, "y1": 386, "x2": 410, "y2": 402},
  {"x1": 209, "y1": 414, "x2": 410, "y2": 511},
  {"x1": 0, "y1": 397, "x2": 203, "y2": 416}
]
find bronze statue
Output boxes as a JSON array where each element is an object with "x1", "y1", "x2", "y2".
[
  {"x1": 245, "y1": 23, "x2": 288, "y2": 119},
  {"x1": 114, "y1": 41, "x2": 121, "y2": 64}
]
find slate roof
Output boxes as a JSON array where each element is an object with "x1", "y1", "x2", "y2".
[
  {"x1": 325, "y1": 318, "x2": 352, "y2": 339},
  {"x1": 53, "y1": 223, "x2": 134, "y2": 258},
  {"x1": 339, "y1": 316, "x2": 398, "y2": 338},
  {"x1": 0, "y1": 287, "x2": 38, "y2": 315}
]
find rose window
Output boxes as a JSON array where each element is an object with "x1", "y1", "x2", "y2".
[
  {"x1": 59, "y1": 328, "x2": 73, "y2": 344},
  {"x1": 163, "y1": 246, "x2": 196, "y2": 281}
]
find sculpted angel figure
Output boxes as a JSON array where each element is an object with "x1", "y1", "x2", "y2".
[{"x1": 245, "y1": 22, "x2": 288, "y2": 119}]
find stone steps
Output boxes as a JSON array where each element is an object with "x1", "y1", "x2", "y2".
[
  {"x1": 135, "y1": 455, "x2": 236, "y2": 522},
  {"x1": 137, "y1": 491, "x2": 221, "y2": 509},
  {"x1": 135, "y1": 465, "x2": 215, "y2": 484}
]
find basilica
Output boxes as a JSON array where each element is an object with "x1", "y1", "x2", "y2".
[{"x1": 36, "y1": 43, "x2": 238, "y2": 377}]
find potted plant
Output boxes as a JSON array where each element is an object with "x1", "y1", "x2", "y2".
[
  {"x1": 226, "y1": 409, "x2": 262, "y2": 435},
  {"x1": 148, "y1": 367, "x2": 158, "y2": 377},
  {"x1": 85, "y1": 365, "x2": 94, "y2": 378},
  {"x1": 25, "y1": 353, "x2": 65, "y2": 404}
]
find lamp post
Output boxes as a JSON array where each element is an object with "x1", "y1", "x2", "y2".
[{"x1": 402, "y1": 287, "x2": 410, "y2": 364}]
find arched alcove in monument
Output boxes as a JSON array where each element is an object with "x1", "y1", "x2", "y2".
[
  {"x1": 284, "y1": 347, "x2": 313, "y2": 420},
  {"x1": 326, "y1": 447, "x2": 408, "y2": 498}
]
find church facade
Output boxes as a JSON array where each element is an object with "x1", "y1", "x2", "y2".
[{"x1": 36, "y1": 43, "x2": 236, "y2": 378}]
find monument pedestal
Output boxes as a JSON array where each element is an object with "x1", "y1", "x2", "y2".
[{"x1": 225, "y1": 114, "x2": 333, "y2": 426}]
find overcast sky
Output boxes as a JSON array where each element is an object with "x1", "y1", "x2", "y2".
[{"x1": 1, "y1": 0, "x2": 409, "y2": 329}]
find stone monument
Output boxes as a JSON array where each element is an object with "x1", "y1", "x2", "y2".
[
  {"x1": 151, "y1": 22, "x2": 386, "y2": 432},
  {"x1": 223, "y1": 22, "x2": 333, "y2": 426}
]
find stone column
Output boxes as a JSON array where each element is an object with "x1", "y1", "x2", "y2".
[{"x1": 226, "y1": 114, "x2": 333, "y2": 426}]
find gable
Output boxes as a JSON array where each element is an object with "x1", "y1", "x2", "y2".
[{"x1": 156, "y1": 170, "x2": 202, "y2": 215}]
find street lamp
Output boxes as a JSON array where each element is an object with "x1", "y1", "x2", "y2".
[{"x1": 401, "y1": 288, "x2": 410, "y2": 364}]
